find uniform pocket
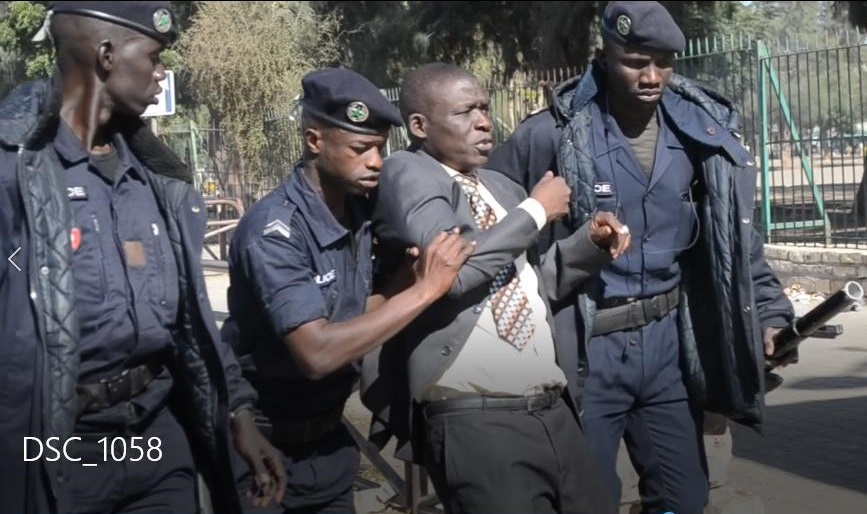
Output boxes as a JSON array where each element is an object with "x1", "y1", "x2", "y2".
[
  {"x1": 70, "y1": 213, "x2": 112, "y2": 329},
  {"x1": 87, "y1": 214, "x2": 109, "y2": 301},
  {"x1": 147, "y1": 219, "x2": 179, "y2": 325},
  {"x1": 675, "y1": 195, "x2": 699, "y2": 250},
  {"x1": 150, "y1": 222, "x2": 167, "y2": 304}
]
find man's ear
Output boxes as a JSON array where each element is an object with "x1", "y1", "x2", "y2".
[
  {"x1": 408, "y1": 113, "x2": 427, "y2": 141},
  {"x1": 97, "y1": 40, "x2": 114, "y2": 72},
  {"x1": 304, "y1": 127, "x2": 323, "y2": 155}
]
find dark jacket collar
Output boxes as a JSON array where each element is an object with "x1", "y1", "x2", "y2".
[
  {"x1": 53, "y1": 120, "x2": 149, "y2": 185},
  {"x1": 283, "y1": 166, "x2": 370, "y2": 249},
  {"x1": 551, "y1": 61, "x2": 752, "y2": 167},
  {"x1": 0, "y1": 75, "x2": 193, "y2": 183}
]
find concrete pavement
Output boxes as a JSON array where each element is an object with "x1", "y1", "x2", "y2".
[
  {"x1": 204, "y1": 269, "x2": 867, "y2": 513},
  {"x1": 719, "y1": 304, "x2": 867, "y2": 514}
]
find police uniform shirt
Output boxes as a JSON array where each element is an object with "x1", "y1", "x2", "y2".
[
  {"x1": 226, "y1": 167, "x2": 373, "y2": 420},
  {"x1": 55, "y1": 120, "x2": 178, "y2": 420},
  {"x1": 425, "y1": 164, "x2": 568, "y2": 401},
  {"x1": 590, "y1": 94, "x2": 697, "y2": 300}
]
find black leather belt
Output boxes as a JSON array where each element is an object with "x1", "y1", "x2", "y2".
[
  {"x1": 592, "y1": 288, "x2": 680, "y2": 337},
  {"x1": 259, "y1": 407, "x2": 344, "y2": 446},
  {"x1": 76, "y1": 359, "x2": 164, "y2": 415},
  {"x1": 423, "y1": 387, "x2": 563, "y2": 418}
]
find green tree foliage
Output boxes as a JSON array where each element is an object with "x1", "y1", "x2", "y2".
[
  {"x1": 736, "y1": 2, "x2": 865, "y2": 139},
  {"x1": 178, "y1": 1, "x2": 341, "y2": 178},
  {"x1": 0, "y1": 1, "x2": 52, "y2": 80},
  {"x1": 661, "y1": 1, "x2": 867, "y2": 152},
  {"x1": 836, "y1": 1, "x2": 867, "y2": 29},
  {"x1": 0, "y1": 2, "x2": 200, "y2": 99},
  {"x1": 316, "y1": 1, "x2": 737, "y2": 85}
]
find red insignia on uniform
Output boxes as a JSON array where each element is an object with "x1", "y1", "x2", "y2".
[{"x1": 70, "y1": 227, "x2": 81, "y2": 252}]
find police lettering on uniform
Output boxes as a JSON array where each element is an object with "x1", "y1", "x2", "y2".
[
  {"x1": 222, "y1": 68, "x2": 473, "y2": 513},
  {"x1": 0, "y1": 2, "x2": 285, "y2": 513},
  {"x1": 487, "y1": 2, "x2": 796, "y2": 513}
]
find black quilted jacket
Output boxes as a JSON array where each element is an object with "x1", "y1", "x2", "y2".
[
  {"x1": 553, "y1": 63, "x2": 795, "y2": 430},
  {"x1": 0, "y1": 77, "x2": 251, "y2": 512}
]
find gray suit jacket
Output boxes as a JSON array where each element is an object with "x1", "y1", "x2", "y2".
[{"x1": 361, "y1": 149, "x2": 610, "y2": 461}]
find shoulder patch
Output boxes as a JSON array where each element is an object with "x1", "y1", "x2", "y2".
[
  {"x1": 261, "y1": 201, "x2": 298, "y2": 240},
  {"x1": 263, "y1": 219, "x2": 291, "y2": 239}
]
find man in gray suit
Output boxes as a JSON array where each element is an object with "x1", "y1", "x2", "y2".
[{"x1": 366, "y1": 63, "x2": 629, "y2": 514}]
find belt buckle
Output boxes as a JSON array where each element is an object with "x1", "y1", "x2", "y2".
[
  {"x1": 527, "y1": 395, "x2": 544, "y2": 412},
  {"x1": 107, "y1": 369, "x2": 132, "y2": 405},
  {"x1": 527, "y1": 390, "x2": 556, "y2": 412}
]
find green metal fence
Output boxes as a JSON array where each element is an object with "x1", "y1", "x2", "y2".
[
  {"x1": 176, "y1": 33, "x2": 867, "y2": 249},
  {"x1": 259, "y1": 66, "x2": 583, "y2": 179},
  {"x1": 164, "y1": 68, "x2": 586, "y2": 208},
  {"x1": 676, "y1": 32, "x2": 867, "y2": 248}
]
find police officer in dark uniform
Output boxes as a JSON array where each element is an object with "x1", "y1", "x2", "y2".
[
  {"x1": 222, "y1": 68, "x2": 473, "y2": 513},
  {"x1": 487, "y1": 2, "x2": 796, "y2": 513},
  {"x1": 0, "y1": 3, "x2": 285, "y2": 513}
]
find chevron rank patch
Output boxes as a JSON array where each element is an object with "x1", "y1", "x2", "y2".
[{"x1": 263, "y1": 219, "x2": 291, "y2": 239}]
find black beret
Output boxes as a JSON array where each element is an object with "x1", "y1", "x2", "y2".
[
  {"x1": 600, "y1": 1, "x2": 685, "y2": 54},
  {"x1": 43, "y1": 1, "x2": 177, "y2": 46},
  {"x1": 301, "y1": 68, "x2": 402, "y2": 136}
]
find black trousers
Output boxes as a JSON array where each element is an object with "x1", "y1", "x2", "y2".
[
  {"x1": 232, "y1": 423, "x2": 359, "y2": 514},
  {"x1": 581, "y1": 311, "x2": 710, "y2": 514},
  {"x1": 62, "y1": 406, "x2": 196, "y2": 514},
  {"x1": 421, "y1": 397, "x2": 616, "y2": 514}
]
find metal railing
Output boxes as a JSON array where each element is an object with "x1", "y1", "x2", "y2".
[
  {"x1": 203, "y1": 198, "x2": 244, "y2": 261},
  {"x1": 676, "y1": 32, "x2": 867, "y2": 248},
  {"x1": 254, "y1": 35, "x2": 867, "y2": 248}
]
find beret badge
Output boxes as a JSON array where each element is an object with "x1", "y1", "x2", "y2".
[
  {"x1": 153, "y1": 8, "x2": 172, "y2": 34},
  {"x1": 616, "y1": 14, "x2": 632, "y2": 36},
  {"x1": 347, "y1": 101, "x2": 369, "y2": 123}
]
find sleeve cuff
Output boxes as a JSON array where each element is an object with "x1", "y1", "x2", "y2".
[
  {"x1": 267, "y1": 291, "x2": 327, "y2": 337},
  {"x1": 576, "y1": 222, "x2": 613, "y2": 260},
  {"x1": 517, "y1": 198, "x2": 547, "y2": 230},
  {"x1": 760, "y1": 314, "x2": 792, "y2": 331}
]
